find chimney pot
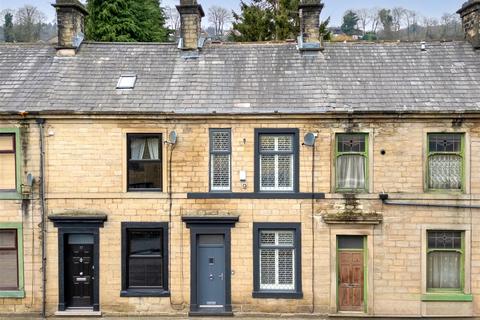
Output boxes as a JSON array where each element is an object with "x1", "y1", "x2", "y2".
[
  {"x1": 177, "y1": 0, "x2": 205, "y2": 50},
  {"x1": 457, "y1": 0, "x2": 480, "y2": 49},
  {"x1": 52, "y1": 0, "x2": 88, "y2": 55},
  {"x1": 299, "y1": 0, "x2": 324, "y2": 50}
]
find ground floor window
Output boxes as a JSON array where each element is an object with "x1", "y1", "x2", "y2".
[
  {"x1": 427, "y1": 230, "x2": 463, "y2": 291},
  {"x1": 121, "y1": 222, "x2": 169, "y2": 297},
  {"x1": 253, "y1": 223, "x2": 302, "y2": 298},
  {"x1": 0, "y1": 223, "x2": 24, "y2": 297}
]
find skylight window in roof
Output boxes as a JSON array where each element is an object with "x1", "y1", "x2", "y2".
[{"x1": 117, "y1": 75, "x2": 137, "y2": 89}]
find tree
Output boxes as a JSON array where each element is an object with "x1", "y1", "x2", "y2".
[
  {"x1": 14, "y1": 5, "x2": 46, "y2": 42},
  {"x1": 379, "y1": 9, "x2": 393, "y2": 39},
  {"x1": 355, "y1": 9, "x2": 370, "y2": 35},
  {"x1": 3, "y1": 12, "x2": 14, "y2": 42},
  {"x1": 165, "y1": 6, "x2": 180, "y2": 37},
  {"x1": 208, "y1": 6, "x2": 232, "y2": 36},
  {"x1": 341, "y1": 10, "x2": 359, "y2": 36},
  {"x1": 86, "y1": 0, "x2": 170, "y2": 42},
  {"x1": 231, "y1": 0, "x2": 328, "y2": 42}
]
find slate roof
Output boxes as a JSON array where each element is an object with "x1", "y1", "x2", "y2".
[{"x1": 0, "y1": 41, "x2": 479, "y2": 115}]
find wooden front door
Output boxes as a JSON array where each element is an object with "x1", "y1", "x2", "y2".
[
  {"x1": 65, "y1": 235, "x2": 94, "y2": 308},
  {"x1": 338, "y1": 236, "x2": 365, "y2": 312}
]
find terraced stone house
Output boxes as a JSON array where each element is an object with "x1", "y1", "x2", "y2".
[{"x1": 1, "y1": 0, "x2": 480, "y2": 317}]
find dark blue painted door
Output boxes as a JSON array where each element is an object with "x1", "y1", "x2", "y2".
[{"x1": 197, "y1": 235, "x2": 225, "y2": 308}]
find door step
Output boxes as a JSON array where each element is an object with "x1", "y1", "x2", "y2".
[{"x1": 54, "y1": 308, "x2": 101, "y2": 317}]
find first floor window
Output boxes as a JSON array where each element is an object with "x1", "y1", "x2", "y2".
[
  {"x1": 121, "y1": 223, "x2": 168, "y2": 296},
  {"x1": 210, "y1": 129, "x2": 231, "y2": 191},
  {"x1": 427, "y1": 231, "x2": 463, "y2": 291},
  {"x1": 427, "y1": 133, "x2": 463, "y2": 190},
  {"x1": 0, "y1": 229, "x2": 18, "y2": 290},
  {"x1": 255, "y1": 129, "x2": 299, "y2": 193},
  {"x1": 0, "y1": 133, "x2": 17, "y2": 191},
  {"x1": 336, "y1": 133, "x2": 368, "y2": 192},
  {"x1": 127, "y1": 134, "x2": 162, "y2": 191},
  {"x1": 253, "y1": 223, "x2": 302, "y2": 298}
]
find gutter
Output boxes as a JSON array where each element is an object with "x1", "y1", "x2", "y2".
[
  {"x1": 36, "y1": 118, "x2": 47, "y2": 318},
  {"x1": 379, "y1": 193, "x2": 480, "y2": 209}
]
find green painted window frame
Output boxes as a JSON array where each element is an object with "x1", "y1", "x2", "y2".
[
  {"x1": 0, "y1": 128, "x2": 22, "y2": 200},
  {"x1": 0, "y1": 222, "x2": 25, "y2": 298},
  {"x1": 426, "y1": 133, "x2": 465, "y2": 193},
  {"x1": 335, "y1": 133, "x2": 369, "y2": 193},
  {"x1": 336, "y1": 235, "x2": 368, "y2": 313},
  {"x1": 423, "y1": 231, "x2": 469, "y2": 302}
]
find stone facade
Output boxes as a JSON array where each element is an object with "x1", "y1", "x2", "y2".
[
  {"x1": 1, "y1": 116, "x2": 480, "y2": 316},
  {"x1": 459, "y1": 0, "x2": 480, "y2": 49}
]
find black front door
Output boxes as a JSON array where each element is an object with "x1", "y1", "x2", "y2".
[{"x1": 65, "y1": 234, "x2": 94, "y2": 308}]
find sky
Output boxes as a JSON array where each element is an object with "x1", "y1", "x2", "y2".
[{"x1": 0, "y1": 0, "x2": 465, "y2": 27}]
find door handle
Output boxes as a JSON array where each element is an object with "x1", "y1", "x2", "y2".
[
  {"x1": 209, "y1": 274, "x2": 214, "y2": 280},
  {"x1": 219, "y1": 273, "x2": 224, "y2": 281}
]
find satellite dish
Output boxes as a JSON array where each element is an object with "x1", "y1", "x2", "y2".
[
  {"x1": 26, "y1": 173, "x2": 35, "y2": 187},
  {"x1": 169, "y1": 131, "x2": 177, "y2": 145},
  {"x1": 303, "y1": 132, "x2": 317, "y2": 146}
]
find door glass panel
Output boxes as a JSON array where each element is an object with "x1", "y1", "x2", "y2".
[
  {"x1": 198, "y1": 234, "x2": 224, "y2": 246},
  {"x1": 68, "y1": 234, "x2": 94, "y2": 245},
  {"x1": 338, "y1": 236, "x2": 364, "y2": 249}
]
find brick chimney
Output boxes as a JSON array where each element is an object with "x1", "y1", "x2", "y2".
[
  {"x1": 52, "y1": 0, "x2": 88, "y2": 56},
  {"x1": 457, "y1": 0, "x2": 480, "y2": 49},
  {"x1": 177, "y1": 0, "x2": 205, "y2": 50},
  {"x1": 298, "y1": 0, "x2": 324, "y2": 50}
]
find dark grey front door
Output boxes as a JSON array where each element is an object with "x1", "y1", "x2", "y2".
[{"x1": 197, "y1": 234, "x2": 226, "y2": 308}]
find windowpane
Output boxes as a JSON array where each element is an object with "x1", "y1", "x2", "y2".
[
  {"x1": 429, "y1": 134, "x2": 461, "y2": 153},
  {"x1": 338, "y1": 134, "x2": 366, "y2": 153},
  {"x1": 277, "y1": 136, "x2": 293, "y2": 152},
  {"x1": 428, "y1": 231, "x2": 462, "y2": 249},
  {"x1": 130, "y1": 137, "x2": 160, "y2": 160},
  {"x1": 277, "y1": 155, "x2": 293, "y2": 188},
  {"x1": 260, "y1": 249, "x2": 276, "y2": 287},
  {"x1": 428, "y1": 155, "x2": 462, "y2": 189},
  {"x1": 0, "y1": 153, "x2": 16, "y2": 190},
  {"x1": 336, "y1": 154, "x2": 366, "y2": 190},
  {"x1": 0, "y1": 135, "x2": 14, "y2": 151},
  {"x1": 0, "y1": 250, "x2": 18, "y2": 289},
  {"x1": 260, "y1": 154, "x2": 275, "y2": 189},
  {"x1": 278, "y1": 249, "x2": 294, "y2": 286},
  {"x1": 129, "y1": 230, "x2": 161, "y2": 256},
  {"x1": 427, "y1": 251, "x2": 461, "y2": 289},
  {"x1": 338, "y1": 236, "x2": 364, "y2": 249},
  {"x1": 277, "y1": 231, "x2": 294, "y2": 246},
  {"x1": 128, "y1": 257, "x2": 162, "y2": 287},
  {"x1": 260, "y1": 231, "x2": 276, "y2": 246},
  {"x1": 128, "y1": 162, "x2": 162, "y2": 189},
  {"x1": 260, "y1": 136, "x2": 276, "y2": 152},
  {"x1": 0, "y1": 230, "x2": 16, "y2": 249},
  {"x1": 211, "y1": 131, "x2": 230, "y2": 152},
  {"x1": 211, "y1": 154, "x2": 230, "y2": 190}
]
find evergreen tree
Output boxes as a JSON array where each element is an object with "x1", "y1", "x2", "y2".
[
  {"x1": 341, "y1": 10, "x2": 359, "y2": 36},
  {"x1": 4, "y1": 12, "x2": 14, "y2": 42},
  {"x1": 232, "y1": 0, "x2": 329, "y2": 42},
  {"x1": 86, "y1": 0, "x2": 169, "y2": 42}
]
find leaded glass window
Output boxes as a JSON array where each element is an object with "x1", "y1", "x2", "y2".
[
  {"x1": 427, "y1": 231, "x2": 463, "y2": 290},
  {"x1": 427, "y1": 134, "x2": 463, "y2": 190},
  {"x1": 259, "y1": 134, "x2": 294, "y2": 191},
  {"x1": 336, "y1": 134, "x2": 368, "y2": 191},
  {"x1": 210, "y1": 129, "x2": 231, "y2": 191},
  {"x1": 259, "y1": 230, "x2": 295, "y2": 291}
]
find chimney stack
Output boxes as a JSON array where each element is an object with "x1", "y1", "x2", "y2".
[
  {"x1": 458, "y1": 0, "x2": 480, "y2": 49},
  {"x1": 52, "y1": 0, "x2": 88, "y2": 56},
  {"x1": 177, "y1": 0, "x2": 205, "y2": 50},
  {"x1": 298, "y1": 0, "x2": 324, "y2": 50}
]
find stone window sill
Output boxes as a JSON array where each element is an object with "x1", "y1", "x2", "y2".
[
  {"x1": 421, "y1": 293, "x2": 473, "y2": 302},
  {"x1": 0, "y1": 290, "x2": 25, "y2": 298},
  {"x1": 120, "y1": 289, "x2": 170, "y2": 297},
  {"x1": 252, "y1": 291, "x2": 303, "y2": 299},
  {"x1": 0, "y1": 192, "x2": 22, "y2": 200}
]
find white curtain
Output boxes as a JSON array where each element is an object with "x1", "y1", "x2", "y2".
[
  {"x1": 429, "y1": 155, "x2": 461, "y2": 189},
  {"x1": 336, "y1": 155, "x2": 365, "y2": 189},
  {"x1": 130, "y1": 138, "x2": 146, "y2": 160},
  {"x1": 147, "y1": 138, "x2": 159, "y2": 160},
  {"x1": 427, "y1": 251, "x2": 461, "y2": 289}
]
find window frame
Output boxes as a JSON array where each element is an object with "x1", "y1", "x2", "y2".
[
  {"x1": 426, "y1": 230, "x2": 464, "y2": 293},
  {"x1": 126, "y1": 133, "x2": 163, "y2": 192},
  {"x1": 335, "y1": 133, "x2": 369, "y2": 193},
  {"x1": 252, "y1": 223, "x2": 302, "y2": 299},
  {"x1": 120, "y1": 222, "x2": 169, "y2": 297},
  {"x1": 426, "y1": 133, "x2": 465, "y2": 192},
  {"x1": 0, "y1": 128, "x2": 22, "y2": 199},
  {"x1": 0, "y1": 222, "x2": 24, "y2": 298},
  {"x1": 254, "y1": 128, "x2": 300, "y2": 193},
  {"x1": 209, "y1": 128, "x2": 232, "y2": 192}
]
